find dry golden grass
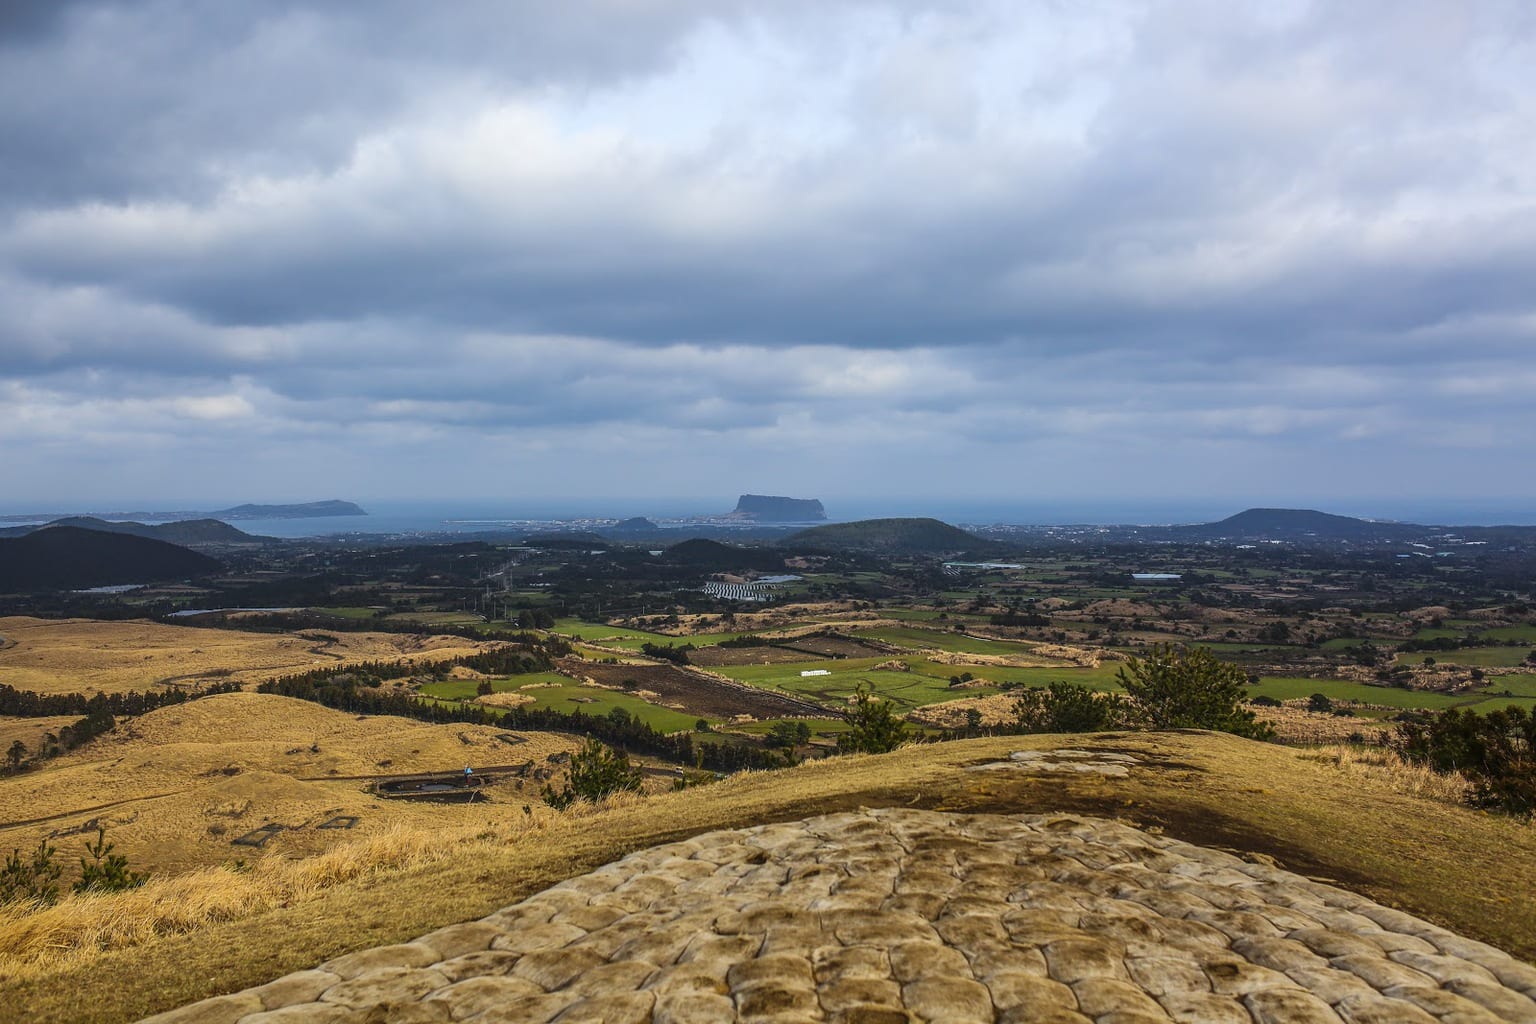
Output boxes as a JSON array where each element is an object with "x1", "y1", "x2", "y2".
[
  {"x1": 1255, "y1": 705, "x2": 1394, "y2": 745},
  {"x1": 0, "y1": 693, "x2": 580, "y2": 876},
  {"x1": 0, "y1": 616, "x2": 498, "y2": 695},
  {"x1": 1300, "y1": 743, "x2": 1474, "y2": 805},
  {"x1": 0, "y1": 798, "x2": 631, "y2": 981},
  {"x1": 907, "y1": 693, "x2": 1022, "y2": 728},
  {"x1": 4, "y1": 730, "x2": 1534, "y2": 1022},
  {"x1": 472, "y1": 691, "x2": 535, "y2": 708},
  {"x1": 0, "y1": 715, "x2": 79, "y2": 759}
]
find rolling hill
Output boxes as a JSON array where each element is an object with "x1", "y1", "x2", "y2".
[
  {"x1": 1172, "y1": 507, "x2": 1424, "y2": 542},
  {"x1": 0, "y1": 527, "x2": 223, "y2": 592},
  {"x1": 786, "y1": 517, "x2": 1000, "y2": 554},
  {"x1": 0, "y1": 516, "x2": 262, "y2": 547}
]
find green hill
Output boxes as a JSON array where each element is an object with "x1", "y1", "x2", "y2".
[{"x1": 786, "y1": 517, "x2": 998, "y2": 554}]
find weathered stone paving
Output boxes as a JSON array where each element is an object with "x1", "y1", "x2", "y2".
[{"x1": 142, "y1": 808, "x2": 1536, "y2": 1023}]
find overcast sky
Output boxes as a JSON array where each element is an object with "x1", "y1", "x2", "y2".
[{"x1": 3, "y1": 1, "x2": 1534, "y2": 517}]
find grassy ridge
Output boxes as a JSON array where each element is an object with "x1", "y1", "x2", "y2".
[{"x1": 4, "y1": 731, "x2": 1535, "y2": 1023}]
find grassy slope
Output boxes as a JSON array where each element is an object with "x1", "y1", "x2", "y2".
[
  {"x1": 0, "y1": 616, "x2": 494, "y2": 694},
  {"x1": 4, "y1": 730, "x2": 1533, "y2": 1023}
]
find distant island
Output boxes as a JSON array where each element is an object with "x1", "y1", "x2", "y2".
[
  {"x1": 730, "y1": 494, "x2": 826, "y2": 522},
  {"x1": 213, "y1": 500, "x2": 366, "y2": 520}
]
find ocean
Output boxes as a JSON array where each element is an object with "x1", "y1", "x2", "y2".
[{"x1": 2, "y1": 496, "x2": 1532, "y2": 538}]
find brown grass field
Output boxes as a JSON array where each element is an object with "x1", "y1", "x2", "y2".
[
  {"x1": 0, "y1": 693, "x2": 582, "y2": 877},
  {"x1": 0, "y1": 715, "x2": 80, "y2": 760},
  {"x1": 0, "y1": 616, "x2": 498, "y2": 694},
  {"x1": 2, "y1": 728, "x2": 1533, "y2": 1023}
]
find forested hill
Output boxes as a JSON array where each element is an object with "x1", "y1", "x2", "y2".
[
  {"x1": 786, "y1": 517, "x2": 999, "y2": 555},
  {"x1": 6, "y1": 516, "x2": 260, "y2": 546},
  {"x1": 0, "y1": 526, "x2": 223, "y2": 592},
  {"x1": 1172, "y1": 508, "x2": 1425, "y2": 542}
]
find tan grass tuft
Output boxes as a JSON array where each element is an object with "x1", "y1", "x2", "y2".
[
  {"x1": 0, "y1": 805, "x2": 578, "y2": 979},
  {"x1": 1301, "y1": 744, "x2": 1472, "y2": 806}
]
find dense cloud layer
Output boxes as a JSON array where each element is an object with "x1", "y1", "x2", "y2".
[{"x1": 2, "y1": 1, "x2": 1533, "y2": 511}]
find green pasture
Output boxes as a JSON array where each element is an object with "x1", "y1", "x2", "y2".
[
  {"x1": 1459, "y1": 695, "x2": 1536, "y2": 713},
  {"x1": 1320, "y1": 637, "x2": 1383, "y2": 650},
  {"x1": 416, "y1": 672, "x2": 702, "y2": 732},
  {"x1": 714, "y1": 655, "x2": 1123, "y2": 711},
  {"x1": 1482, "y1": 625, "x2": 1536, "y2": 642},
  {"x1": 417, "y1": 672, "x2": 570, "y2": 701},
  {"x1": 1395, "y1": 647, "x2": 1532, "y2": 668},
  {"x1": 1248, "y1": 677, "x2": 1469, "y2": 711},
  {"x1": 881, "y1": 609, "x2": 962, "y2": 622},
  {"x1": 548, "y1": 618, "x2": 762, "y2": 650},
  {"x1": 851, "y1": 626, "x2": 1036, "y2": 655},
  {"x1": 1481, "y1": 674, "x2": 1536, "y2": 697},
  {"x1": 515, "y1": 683, "x2": 703, "y2": 732}
]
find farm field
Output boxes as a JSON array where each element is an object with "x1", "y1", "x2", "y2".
[
  {"x1": 850, "y1": 624, "x2": 1037, "y2": 654},
  {"x1": 710, "y1": 655, "x2": 1124, "y2": 711},
  {"x1": 0, "y1": 616, "x2": 496, "y2": 695},
  {"x1": 1248, "y1": 676, "x2": 1465, "y2": 710},
  {"x1": 499, "y1": 682, "x2": 703, "y2": 733},
  {"x1": 559, "y1": 658, "x2": 819, "y2": 720},
  {"x1": 417, "y1": 672, "x2": 705, "y2": 732},
  {"x1": 547, "y1": 618, "x2": 756, "y2": 650},
  {"x1": 416, "y1": 672, "x2": 570, "y2": 701}
]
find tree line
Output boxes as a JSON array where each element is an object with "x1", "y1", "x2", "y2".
[{"x1": 0, "y1": 680, "x2": 242, "y2": 718}]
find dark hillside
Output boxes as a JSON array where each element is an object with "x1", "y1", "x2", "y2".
[
  {"x1": 1173, "y1": 508, "x2": 1423, "y2": 542},
  {"x1": 663, "y1": 538, "x2": 784, "y2": 571},
  {"x1": 0, "y1": 526, "x2": 223, "y2": 591},
  {"x1": 786, "y1": 517, "x2": 1000, "y2": 555},
  {"x1": 43, "y1": 517, "x2": 260, "y2": 546}
]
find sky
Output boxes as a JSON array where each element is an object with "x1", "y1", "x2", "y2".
[{"x1": 2, "y1": 1, "x2": 1534, "y2": 518}]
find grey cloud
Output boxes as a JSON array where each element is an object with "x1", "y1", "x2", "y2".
[{"x1": 3, "y1": 1, "x2": 1535, "y2": 506}]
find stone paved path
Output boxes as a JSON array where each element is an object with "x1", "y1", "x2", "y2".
[{"x1": 142, "y1": 808, "x2": 1536, "y2": 1023}]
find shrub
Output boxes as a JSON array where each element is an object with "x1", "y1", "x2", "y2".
[
  {"x1": 837, "y1": 685, "x2": 908, "y2": 754},
  {"x1": 541, "y1": 739, "x2": 644, "y2": 810},
  {"x1": 1015, "y1": 682, "x2": 1135, "y2": 734},
  {"x1": 74, "y1": 826, "x2": 148, "y2": 894},
  {"x1": 1, "y1": 839, "x2": 61, "y2": 907},
  {"x1": 767, "y1": 720, "x2": 812, "y2": 749},
  {"x1": 1395, "y1": 706, "x2": 1535, "y2": 816},
  {"x1": 1116, "y1": 644, "x2": 1273, "y2": 740}
]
